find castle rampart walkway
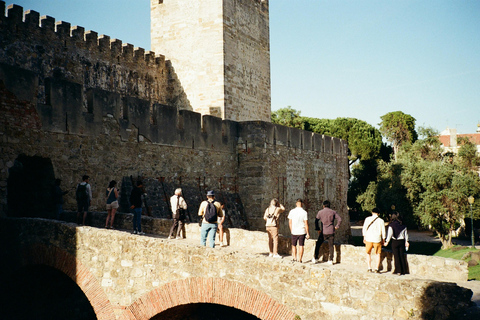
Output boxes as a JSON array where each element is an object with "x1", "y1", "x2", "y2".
[{"x1": 0, "y1": 216, "x2": 478, "y2": 320}]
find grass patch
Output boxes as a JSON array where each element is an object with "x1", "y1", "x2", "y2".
[
  {"x1": 434, "y1": 246, "x2": 480, "y2": 281},
  {"x1": 433, "y1": 246, "x2": 473, "y2": 259}
]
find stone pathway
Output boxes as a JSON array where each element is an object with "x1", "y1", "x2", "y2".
[{"x1": 118, "y1": 225, "x2": 480, "y2": 309}]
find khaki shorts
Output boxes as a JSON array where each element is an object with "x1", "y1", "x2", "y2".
[
  {"x1": 365, "y1": 241, "x2": 382, "y2": 254},
  {"x1": 106, "y1": 201, "x2": 119, "y2": 210}
]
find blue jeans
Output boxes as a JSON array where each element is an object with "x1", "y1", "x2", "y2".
[
  {"x1": 201, "y1": 223, "x2": 218, "y2": 248},
  {"x1": 133, "y1": 208, "x2": 142, "y2": 232}
]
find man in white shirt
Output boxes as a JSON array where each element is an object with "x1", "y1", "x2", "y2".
[
  {"x1": 168, "y1": 188, "x2": 188, "y2": 239},
  {"x1": 288, "y1": 199, "x2": 310, "y2": 262},
  {"x1": 362, "y1": 208, "x2": 386, "y2": 273}
]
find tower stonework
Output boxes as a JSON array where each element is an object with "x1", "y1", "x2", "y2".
[{"x1": 151, "y1": 0, "x2": 271, "y2": 122}]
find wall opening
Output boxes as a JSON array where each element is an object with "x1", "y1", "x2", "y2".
[
  {"x1": 7, "y1": 154, "x2": 55, "y2": 218},
  {"x1": 151, "y1": 303, "x2": 260, "y2": 320},
  {"x1": 0, "y1": 264, "x2": 96, "y2": 320}
]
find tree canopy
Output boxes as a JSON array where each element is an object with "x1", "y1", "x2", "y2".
[
  {"x1": 355, "y1": 126, "x2": 480, "y2": 248},
  {"x1": 379, "y1": 111, "x2": 418, "y2": 161},
  {"x1": 272, "y1": 108, "x2": 382, "y2": 165},
  {"x1": 271, "y1": 106, "x2": 303, "y2": 129}
]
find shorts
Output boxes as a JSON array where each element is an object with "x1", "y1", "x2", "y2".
[
  {"x1": 106, "y1": 201, "x2": 119, "y2": 210},
  {"x1": 291, "y1": 234, "x2": 306, "y2": 246},
  {"x1": 365, "y1": 241, "x2": 382, "y2": 254},
  {"x1": 77, "y1": 200, "x2": 89, "y2": 213}
]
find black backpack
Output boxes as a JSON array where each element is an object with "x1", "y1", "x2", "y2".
[
  {"x1": 76, "y1": 184, "x2": 87, "y2": 201},
  {"x1": 204, "y1": 201, "x2": 217, "y2": 223}
]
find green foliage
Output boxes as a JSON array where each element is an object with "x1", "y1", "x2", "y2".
[
  {"x1": 457, "y1": 136, "x2": 480, "y2": 169},
  {"x1": 304, "y1": 117, "x2": 382, "y2": 165},
  {"x1": 271, "y1": 106, "x2": 304, "y2": 129},
  {"x1": 355, "y1": 127, "x2": 480, "y2": 245},
  {"x1": 379, "y1": 111, "x2": 417, "y2": 160},
  {"x1": 272, "y1": 110, "x2": 383, "y2": 165}
]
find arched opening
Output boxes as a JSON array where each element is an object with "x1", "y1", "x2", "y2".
[
  {"x1": 151, "y1": 303, "x2": 261, "y2": 320},
  {"x1": 7, "y1": 154, "x2": 55, "y2": 218},
  {"x1": 0, "y1": 264, "x2": 97, "y2": 320}
]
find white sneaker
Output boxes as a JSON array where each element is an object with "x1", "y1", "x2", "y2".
[
  {"x1": 327, "y1": 260, "x2": 333, "y2": 265},
  {"x1": 311, "y1": 258, "x2": 316, "y2": 264},
  {"x1": 176, "y1": 237, "x2": 182, "y2": 239},
  {"x1": 132, "y1": 230, "x2": 137, "y2": 234},
  {"x1": 273, "y1": 254, "x2": 282, "y2": 259},
  {"x1": 138, "y1": 231, "x2": 145, "y2": 235},
  {"x1": 268, "y1": 253, "x2": 273, "y2": 257}
]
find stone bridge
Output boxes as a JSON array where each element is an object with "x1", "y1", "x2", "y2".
[{"x1": 0, "y1": 216, "x2": 475, "y2": 320}]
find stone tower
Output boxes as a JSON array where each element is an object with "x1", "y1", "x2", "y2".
[{"x1": 151, "y1": 0, "x2": 271, "y2": 122}]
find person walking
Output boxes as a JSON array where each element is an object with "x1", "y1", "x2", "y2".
[
  {"x1": 168, "y1": 188, "x2": 188, "y2": 239},
  {"x1": 129, "y1": 180, "x2": 145, "y2": 235},
  {"x1": 313, "y1": 200, "x2": 342, "y2": 264},
  {"x1": 198, "y1": 190, "x2": 223, "y2": 248},
  {"x1": 76, "y1": 175, "x2": 92, "y2": 225},
  {"x1": 105, "y1": 180, "x2": 119, "y2": 229},
  {"x1": 384, "y1": 213, "x2": 409, "y2": 275},
  {"x1": 288, "y1": 199, "x2": 310, "y2": 262},
  {"x1": 264, "y1": 198, "x2": 285, "y2": 258},
  {"x1": 362, "y1": 207, "x2": 386, "y2": 273}
]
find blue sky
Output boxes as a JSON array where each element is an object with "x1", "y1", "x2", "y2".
[{"x1": 7, "y1": 0, "x2": 480, "y2": 134}]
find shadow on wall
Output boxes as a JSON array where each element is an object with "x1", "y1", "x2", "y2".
[
  {"x1": 0, "y1": 265, "x2": 95, "y2": 320},
  {"x1": 419, "y1": 282, "x2": 474, "y2": 319},
  {"x1": 120, "y1": 176, "x2": 249, "y2": 229},
  {"x1": 7, "y1": 154, "x2": 56, "y2": 218}
]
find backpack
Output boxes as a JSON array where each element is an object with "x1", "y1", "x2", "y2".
[
  {"x1": 204, "y1": 201, "x2": 217, "y2": 223},
  {"x1": 76, "y1": 183, "x2": 88, "y2": 201}
]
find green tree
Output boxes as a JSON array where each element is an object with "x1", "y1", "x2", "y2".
[
  {"x1": 379, "y1": 111, "x2": 418, "y2": 161},
  {"x1": 271, "y1": 106, "x2": 304, "y2": 129},
  {"x1": 355, "y1": 128, "x2": 480, "y2": 248},
  {"x1": 304, "y1": 117, "x2": 382, "y2": 165},
  {"x1": 415, "y1": 161, "x2": 480, "y2": 248},
  {"x1": 457, "y1": 136, "x2": 480, "y2": 169}
]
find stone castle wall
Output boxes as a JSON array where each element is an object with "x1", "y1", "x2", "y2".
[
  {"x1": 223, "y1": 0, "x2": 271, "y2": 122},
  {"x1": 151, "y1": 0, "x2": 271, "y2": 122},
  {"x1": 0, "y1": 1, "x2": 349, "y2": 238}
]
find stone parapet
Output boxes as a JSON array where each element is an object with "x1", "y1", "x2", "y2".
[
  {"x1": 0, "y1": 217, "x2": 474, "y2": 320},
  {"x1": 61, "y1": 211, "x2": 469, "y2": 283}
]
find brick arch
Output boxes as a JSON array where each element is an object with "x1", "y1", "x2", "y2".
[
  {"x1": 17, "y1": 243, "x2": 115, "y2": 320},
  {"x1": 119, "y1": 277, "x2": 297, "y2": 320}
]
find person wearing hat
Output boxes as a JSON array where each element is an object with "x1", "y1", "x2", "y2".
[{"x1": 198, "y1": 190, "x2": 223, "y2": 248}]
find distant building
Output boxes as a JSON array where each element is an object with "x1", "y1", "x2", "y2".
[{"x1": 439, "y1": 124, "x2": 480, "y2": 154}]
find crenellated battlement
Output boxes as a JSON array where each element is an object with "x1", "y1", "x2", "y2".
[
  {"x1": 1, "y1": 2, "x2": 164, "y2": 69},
  {"x1": 0, "y1": 0, "x2": 346, "y2": 156},
  {"x1": 0, "y1": 1, "x2": 176, "y2": 112}
]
